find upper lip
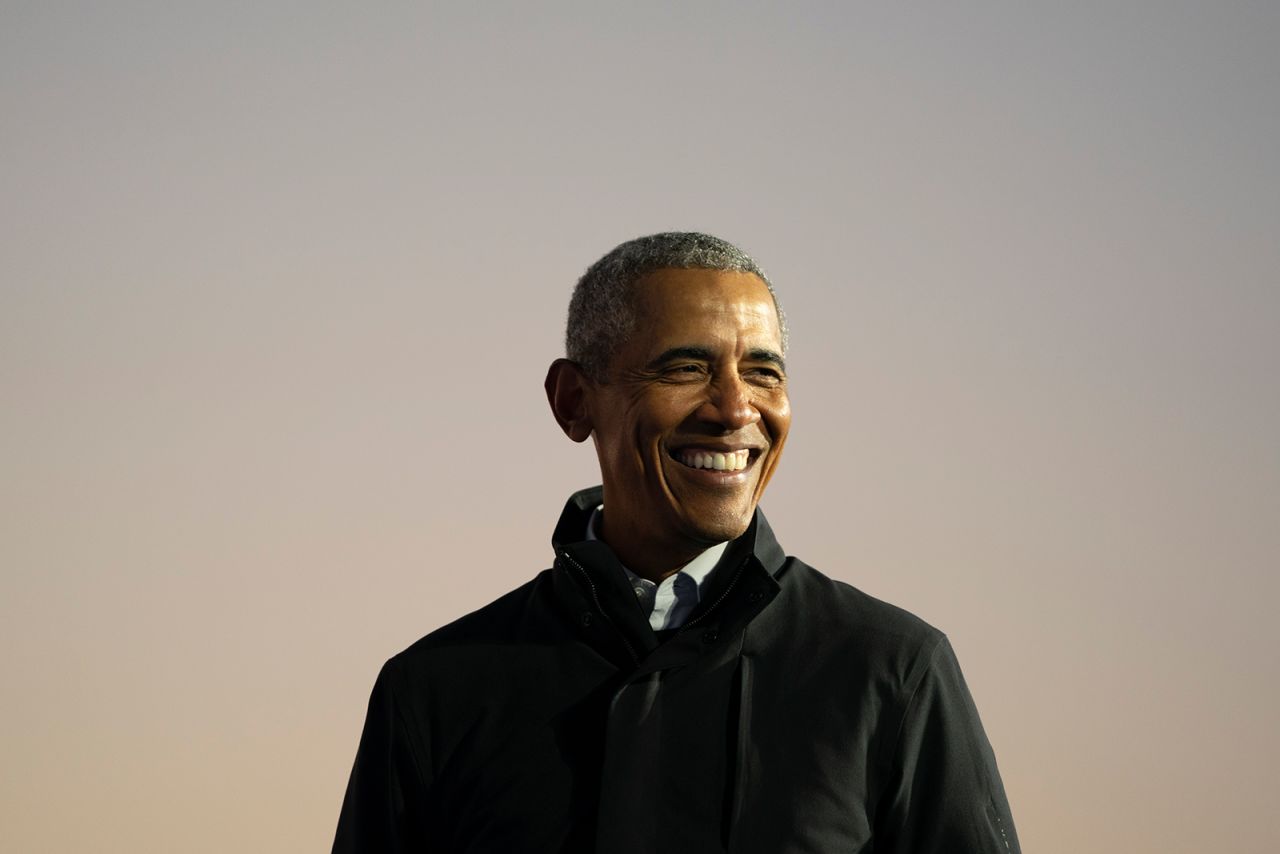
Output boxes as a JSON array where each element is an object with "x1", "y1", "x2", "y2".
[{"x1": 667, "y1": 442, "x2": 765, "y2": 454}]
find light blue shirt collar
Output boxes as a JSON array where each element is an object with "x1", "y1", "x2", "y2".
[{"x1": 585, "y1": 505, "x2": 728, "y2": 631}]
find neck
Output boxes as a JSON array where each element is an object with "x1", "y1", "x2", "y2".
[{"x1": 598, "y1": 515, "x2": 711, "y2": 584}]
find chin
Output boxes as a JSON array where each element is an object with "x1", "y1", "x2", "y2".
[{"x1": 681, "y1": 510, "x2": 753, "y2": 546}]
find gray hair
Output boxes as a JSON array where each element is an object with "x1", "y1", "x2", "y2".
[{"x1": 566, "y1": 232, "x2": 788, "y2": 381}]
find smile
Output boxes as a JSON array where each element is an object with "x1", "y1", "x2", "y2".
[{"x1": 670, "y1": 448, "x2": 754, "y2": 472}]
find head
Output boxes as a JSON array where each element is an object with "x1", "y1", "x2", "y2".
[
  {"x1": 564, "y1": 232, "x2": 788, "y2": 382},
  {"x1": 546, "y1": 232, "x2": 792, "y2": 575}
]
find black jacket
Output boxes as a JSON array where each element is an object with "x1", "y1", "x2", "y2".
[{"x1": 333, "y1": 487, "x2": 1020, "y2": 853}]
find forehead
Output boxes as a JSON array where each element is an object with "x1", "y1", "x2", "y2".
[{"x1": 629, "y1": 268, "x2": 781, "y2": 348}]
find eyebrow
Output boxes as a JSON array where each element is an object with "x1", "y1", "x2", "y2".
[
  {"x1": 645, "y1": 346, "x2": 786, "y2": 373},
  {"x1": 747, "y1": 348, "x2": 787, "y2": 372}
]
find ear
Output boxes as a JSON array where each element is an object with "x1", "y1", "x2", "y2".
[{"x1": 544, "y1": 359, "x2": 594, "y2": 443}]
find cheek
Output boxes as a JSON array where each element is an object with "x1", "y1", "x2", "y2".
[
  {"x1": 622, "y1": 409, "x2": 672, "y2": 469},
  {"x1": 637, "y1": 395, "x2": 694, "y2": 439},
  {"x1": 760, "y1": 395, "x2": 792, "y2": 445}
]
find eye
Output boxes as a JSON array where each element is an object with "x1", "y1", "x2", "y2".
[
  {"x1": 745, "y1": 367, "x2": 784, "y2": 386},
  {"x1": 661, "y1": 363, "x2": 706, "y2": 381}
]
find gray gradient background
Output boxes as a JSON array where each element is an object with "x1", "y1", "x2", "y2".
[{"x1": 3, "y1": 3, "x2": 1277, "y2": 852}]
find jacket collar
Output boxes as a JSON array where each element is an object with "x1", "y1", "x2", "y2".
[
  {"x1": 550, "y1": 486, "x2": 787, "y2": 672},
  {"x1": 550, "y1": 484, "x2": 788, "y2": 578}
]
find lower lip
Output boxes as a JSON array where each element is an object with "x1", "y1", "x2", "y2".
[{"x1": 666, "y1": 454, "x2": 757, "y2": 486}]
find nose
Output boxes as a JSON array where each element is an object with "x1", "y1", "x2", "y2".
[{"x1": 697, "y1": 372, "x2": 760, "y2": 431}]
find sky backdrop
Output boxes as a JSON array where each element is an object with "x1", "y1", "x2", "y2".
[{"x1": 3, "y1": 2, "x2": 1278, "y2": 852}]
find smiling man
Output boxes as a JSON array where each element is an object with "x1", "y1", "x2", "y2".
[{"x1": 333, "y1": 233, "x2": 1021, "y2": 853}]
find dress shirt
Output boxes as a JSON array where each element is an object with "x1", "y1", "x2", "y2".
[{"x1": 585, "y1": 506, "x2": 728, "y2": 631}]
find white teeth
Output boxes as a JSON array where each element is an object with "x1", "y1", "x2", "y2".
[{"x1": 677, "y1": 449, "x2": 752, "y2": 471}]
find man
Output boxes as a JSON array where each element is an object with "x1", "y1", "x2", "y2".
[{"x1": 333, "y1": 232, "x2": 1020, "y2": 853}]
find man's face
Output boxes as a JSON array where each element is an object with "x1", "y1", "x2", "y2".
[{"x1": 586, "y1": 268, "x2": 791, "y2": 551}]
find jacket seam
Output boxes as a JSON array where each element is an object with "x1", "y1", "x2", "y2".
[
  {"x1": 879, "y1": 632, "x2": 947, "y2": 784},
  {"x1": 725, "y1": 636, "x2": 753, "y2": 850},
  {"x1": 384, "y1": 655, "x2": 432, "y2": 793}
]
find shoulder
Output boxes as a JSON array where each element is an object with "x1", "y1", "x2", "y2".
[
  {"x1": 387, "y1": 569, "x2": 561, "y2": 678},
  {"x1": 763, "y1": 558, "x2": 947, "y2": 684},
  {"x1": 779, "y1": 558, "x2": 943, "y2": 644}
]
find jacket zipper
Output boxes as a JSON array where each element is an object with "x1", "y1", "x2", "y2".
[
  {"x1": 678, "y1": 555, "x2": 751, "y2": 633},
  {"x1": 560, "y1": 552, "x2": 641, "y2": 664}
]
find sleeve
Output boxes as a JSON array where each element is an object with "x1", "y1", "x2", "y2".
[
  {"x1": 874, "y1": 636, "x2": 1021, "y2": 854},
  {"x1": 332, "y1": 658, "x2": 431, "y2": 854}
]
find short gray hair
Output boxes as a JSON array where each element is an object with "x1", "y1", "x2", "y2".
[{"x1": 566, "y1": 232, "x2": 788, "y2": 381}]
